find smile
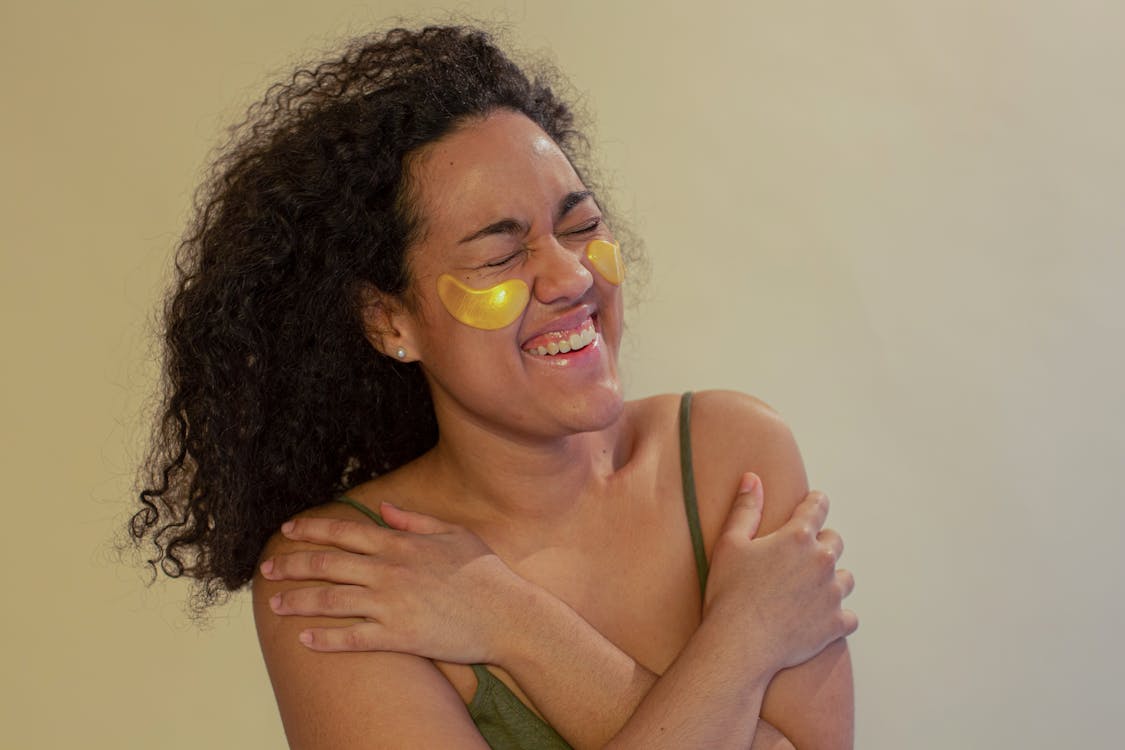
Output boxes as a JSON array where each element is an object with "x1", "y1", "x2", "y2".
[{"x1": 523, "y1": 317, "x2": 597, "y2": 356}]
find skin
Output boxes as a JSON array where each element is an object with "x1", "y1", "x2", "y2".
[{"x1": 252, "y1": 110, "x2": 856, "y2": 748}]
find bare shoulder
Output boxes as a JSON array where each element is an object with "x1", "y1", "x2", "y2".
[
  {"x1": 683, "y1": 390, "x2": 810, "y2": 539},
  {"x1": 252, "y1": 503, "x2": 488, "y2": 749},
  {"x1": 619, "y1": 392, "x2": 680, "y2": 444}
]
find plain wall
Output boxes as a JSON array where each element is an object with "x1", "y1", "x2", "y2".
[{"x1": 3, "y1": 1, "x2": 1122, "y2": 747}]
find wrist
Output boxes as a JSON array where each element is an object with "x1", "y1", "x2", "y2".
[
  {"x1": 485, "y1": 576, "x2": 606, "y2": 679},
  {"x1": 696, "y1": 602, "x2": 783, "y2": 685},
  {"x1": 477, "y1": 566, "x2": 554, "y2": 667}
]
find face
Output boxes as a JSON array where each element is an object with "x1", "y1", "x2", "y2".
[{"x1": 390, "y1": 109, "x2": 625, "y2": 440}]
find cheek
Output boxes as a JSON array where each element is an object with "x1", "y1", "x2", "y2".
[{"x1": 435, "y1": 275, "x2": 530, "y2": 330}]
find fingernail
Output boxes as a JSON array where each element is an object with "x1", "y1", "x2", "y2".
[
  {"x1": 260, "y1": 559, "x2": 273, "y2": 575},
  {"x1": 281, "y1": 521, "x2": 295, "y2": 535},
  {"x1": 269, "y1": 593, "x2": 281, "y2": 610},
  {"x1": 298, "y1": 631, "x2": 313, "y2": 646},
  {"x1": 739, "y1": 474, "x2": 758, "y2": 493},
  {"x1": 381, "y1": 501, "x2": 397, "y2": 510}
]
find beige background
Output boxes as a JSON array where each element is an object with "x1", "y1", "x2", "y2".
[{"x1": 3, "y1": 1, "x2": 1123, "y2": 747}]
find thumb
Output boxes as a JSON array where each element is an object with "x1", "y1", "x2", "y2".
[
  {"x1": 379, "y1": 501, "x2": 448, "y2": 535},
  {"x1": 722, "y1": 473, "x2": 764, "y2": 540}
]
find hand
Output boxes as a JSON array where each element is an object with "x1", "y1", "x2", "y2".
[
  {"x1": 259, "y1": 502, "x2": 526, "y2": 664},
  {"x1": 703, "y1": 474, "x2": 857, "y2": 674}
]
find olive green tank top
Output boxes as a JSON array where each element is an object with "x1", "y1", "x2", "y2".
[{"x1": 336, "y1": 392, "x2": 707, "y2": 749}]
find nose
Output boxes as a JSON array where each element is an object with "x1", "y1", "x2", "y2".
[{"x1": 530, "y1": 238, "x2": 594, "y2": 305}]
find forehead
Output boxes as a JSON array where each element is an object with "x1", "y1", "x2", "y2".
[{"x1": 406, "y1": 110, "x2": 584, "y2": 237}]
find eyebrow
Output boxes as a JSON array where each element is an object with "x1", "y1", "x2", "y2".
[
  {"x1": 458, "y1": 190, "x2": 596, "y2": 244},
  {"x1": 558, "y1": 190, "x2": 595, "y2": 219}
]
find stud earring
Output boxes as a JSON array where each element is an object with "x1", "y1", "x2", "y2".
[{"x1": 395, "y1": 347, "x2": 407, "y2": 360}]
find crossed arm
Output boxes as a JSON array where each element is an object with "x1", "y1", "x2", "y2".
[{"x1": 253, "y1": 393, "x2": 855, "y2": 748}]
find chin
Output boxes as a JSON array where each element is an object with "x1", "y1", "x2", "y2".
[{"x1": 555, "y1": 380, "x2": 626, "y2": 435}]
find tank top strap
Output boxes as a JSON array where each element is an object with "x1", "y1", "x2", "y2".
[
  {"x1": 334, "y1": 495, "x2": 391, "y2": 528},
  {"x1": 469, "y1": 664, "x2": 571, "y2": 747},
  {"x1": 678, "y1": 391, "x2": 709, "y2": 597}
]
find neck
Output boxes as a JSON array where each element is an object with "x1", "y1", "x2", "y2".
[{"x1": 420, "y1": 401, "x2": 628, "y2": 527}]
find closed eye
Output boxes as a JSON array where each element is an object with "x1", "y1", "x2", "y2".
[
  {"x1": 564, "y1": 217, "x2": 602, "y2": 235},
  {"x1": 479, "y1": 249, "x2": 526, "y2": 269}
]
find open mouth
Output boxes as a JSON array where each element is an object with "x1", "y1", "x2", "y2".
[{"x1": 522, "y1": 317, "x2": 597, "y2": 356}]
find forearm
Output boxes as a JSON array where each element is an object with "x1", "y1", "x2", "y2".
[
  {"x1": 497, "y1": 583, "x2": 779, "y2": 750},
  {"x1": 495, "y1": 581, "x2": 654, "y2": 748},
  {"x1": 602, "y1": 612, "x2": 774, "y2": 749},
  {"x1": 761, "y1": 637, "x2": 854, "y2": 749}
]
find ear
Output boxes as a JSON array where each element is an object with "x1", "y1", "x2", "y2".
[{"x1": 357, "y1": 283, "x2": 421, "y2": 363}]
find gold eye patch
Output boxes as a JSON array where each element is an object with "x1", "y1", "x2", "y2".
[
  {"x1": 586, "y1": 239, "x2": 625, "y2": 285},
  {"x1": 436, "y1": 275, "x2": 531, "y2": 330}
]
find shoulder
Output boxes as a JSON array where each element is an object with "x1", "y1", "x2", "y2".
[
  {"x1": 679, "y1": 389, "x2": 810, "y2": 541},
  {"x1": 252, "y1": 503, "x2": 487, "y2": 748},
  {"x1": 625, "y1": 389, "x2": 790, "y2": 444},
  {"x1": 253, "y1": 498, "x2": 401, "y2": 647}
]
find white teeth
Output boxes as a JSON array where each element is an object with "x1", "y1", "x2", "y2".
[{"x1": 525, "y1": 319, "x2": 598, "y2": 356}]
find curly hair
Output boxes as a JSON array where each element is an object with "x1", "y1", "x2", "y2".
[{"x1": 131, "y1": 25, "x2": 590, "y2": 609}]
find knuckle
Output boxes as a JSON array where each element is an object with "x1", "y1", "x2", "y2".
[
  {"x1": 343, "y1": 628, "x2": 368, "y2": 650},
  {"x1": 327, "y1": 519, "x2": 352, "y2": 538},
  {"x1": 316, "y1": 586, "x2": 342, "y2": 609},
  {"x1": 383, "y1": 560, "x2": 409, "y2": 584},
  {"x1": 383, "y1": 534, "x2": 412, "y2": 559},
  {"x1": 309, "y1": 550, "x2": 331, "y2": 573},
  {"x1": 791, "y1": 524, "x2": 814, "y2": 545}
]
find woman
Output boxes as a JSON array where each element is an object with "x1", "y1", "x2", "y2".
[{"x1": 133, "y1": 25, "x2": 856, "y2": 748}]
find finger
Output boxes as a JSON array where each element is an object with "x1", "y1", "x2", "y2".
[
  {"x1": 281, "y1": 517, "x2": 391, "y2": 554},
  {"x1": 785, "y1": 490, "x2": 830, "y2": 539},
  {"x1": 261, "y1": 549, "x2": 374, "y2": 584},
  {"x1": 817, "y1": 528, "x2": 844, "y2": 561},
  {"x1": 836, "y1": 568, "x2": 855, "y2": 598},
  {"x1": 379, "y1": 501, "x2": 450, "y2": 535},
  {"x1": 721, "y1": 473, "x2": 765, "y2": 540},
  {"x1": 270, "y1": 584, "x2": 378, "y2": 619},
  {"x1": 839, "y1": 608, "x2": 859, "y2": 637},
  {"x1": 298, "y1": 622, "x2": 388, "y2": 652}
]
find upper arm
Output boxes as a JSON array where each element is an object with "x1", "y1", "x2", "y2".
[
  {"x1": 691, "y1": 390, "x2": 855, "y2": 749},
  {"x1": 252, "y1": 527, "x2": 490, "y2": 750}
]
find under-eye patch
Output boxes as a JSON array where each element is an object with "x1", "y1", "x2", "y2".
[
  {"x1": 436, "y1": 275, "x2": 531, "y2": 330},
  {"x1": 586, "y1": 239, "x2": 625, "y2": 285}
]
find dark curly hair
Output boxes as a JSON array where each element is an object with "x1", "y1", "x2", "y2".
[{"x1": 131, "y1": 25, "x2": 593, "y2": 609}]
